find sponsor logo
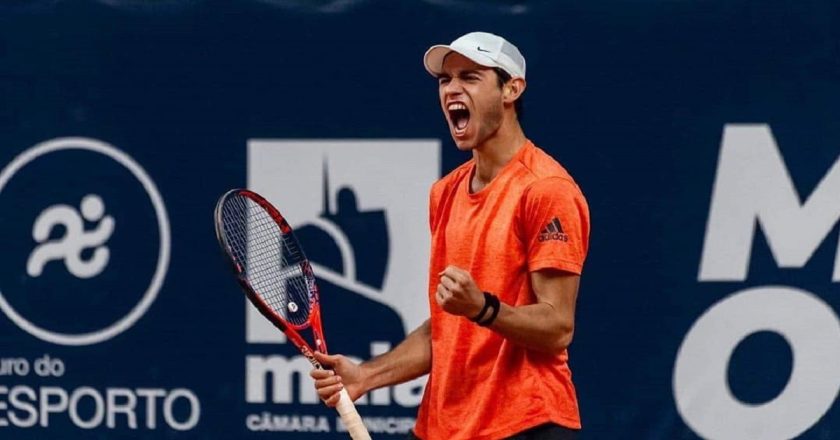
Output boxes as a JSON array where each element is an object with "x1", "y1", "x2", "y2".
[
  {"x1": 538, "y1": 217, "x2": 568, "y2": 242},
  {"x1": 0, "y1": 137, "x2": 171, "y2": 346},
  {"x1": 0, "y1": 138, "x2": 198, "y2": 434},
  {"x1": 0, "y1": 385, "x2": 200, "y2": 430},
  {"x1": 245, "y1": 139, "x2": 440, "y2": 436},
  {"x1": 26, "y1": 194, "x2": 115, "y2": 279},
  {"x1": 674, "y1": 124, "x2": 840, "y2": 439}
]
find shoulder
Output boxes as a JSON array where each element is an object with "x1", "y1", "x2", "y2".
[
  {"x1": 517, "y1": 141, "x2": 576, "y2": 181},
  {"x1": 516, "y1": 141, "x2": 584, "y2": 199},
  {"x1": 523, "y1": 177, "x2": 584, "y2": 203}
]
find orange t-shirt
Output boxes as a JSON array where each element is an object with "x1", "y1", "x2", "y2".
[{"x1": 413, "y1": 140, "x2": 590, "y2": 440}]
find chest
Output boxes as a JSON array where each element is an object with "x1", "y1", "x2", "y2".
[{"x1": 434, "y1": 182, "x2": 527, "y2": 272}]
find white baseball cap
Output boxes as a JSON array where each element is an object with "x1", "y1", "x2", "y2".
[{"x1": 424, "y1": 32, "x2": 526, "y2": 79}]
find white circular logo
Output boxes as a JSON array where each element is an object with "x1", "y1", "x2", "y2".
[{"x1": 0, "y1": 137, "x2": 171, "y2": 346}]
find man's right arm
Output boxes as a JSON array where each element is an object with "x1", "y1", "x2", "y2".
[{"x1": 311, "y1": 319, "x2": 431, "y2": 407}]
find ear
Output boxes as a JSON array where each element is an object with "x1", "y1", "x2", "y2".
[{"x1": 503, "y1": 77, "x2": 526, "y2": 104}]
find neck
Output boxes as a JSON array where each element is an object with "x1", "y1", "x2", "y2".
[{"x1": 471, "y1": 114, "x2": 527, "y2": 191}]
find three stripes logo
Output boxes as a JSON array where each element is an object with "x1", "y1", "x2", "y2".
[{"x1": 538, "y1": 217, "x2": 569, "y2": 242}]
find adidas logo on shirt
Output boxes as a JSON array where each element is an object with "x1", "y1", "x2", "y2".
[{"x1": 538, "y1": 217, "x2": 569, "y2": 242}]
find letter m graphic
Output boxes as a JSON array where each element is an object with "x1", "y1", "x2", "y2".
[{"x1": 700, "y1": 124, "x2": 840, "y2": 281}]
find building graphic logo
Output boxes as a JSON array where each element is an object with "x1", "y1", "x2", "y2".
[{"x1": 244, "y1": 139, "x2": 440, "y2": 436}]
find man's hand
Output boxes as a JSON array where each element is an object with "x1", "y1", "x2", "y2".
[
  {"x1": 436, "y1": 265, "x2": 484, "y2": 318},
  {"x1": 310, "y1": 352, "x2": 365, "y2": 407}
]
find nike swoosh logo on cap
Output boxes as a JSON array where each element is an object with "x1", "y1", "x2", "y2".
[{"x1": 476, "y1": 46, "x2": 491, "y2": 53}]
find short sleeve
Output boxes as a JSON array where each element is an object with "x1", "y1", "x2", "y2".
[{"x1": 519, "y1": 177, "x2": 590, "y2": 274}]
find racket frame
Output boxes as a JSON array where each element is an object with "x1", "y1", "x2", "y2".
[
  {"x1": 214, "y1": 188, "x2": 327, "y2": 366},
  {"x1": 214, "y1": 188, "x2": 371, "y2": 440}
]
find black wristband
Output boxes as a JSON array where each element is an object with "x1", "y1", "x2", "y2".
[
  {"x1": 477, "y1": 292, "x2": 501, "y2": 327},
  {"x1": 470, "y1": 292, "x2": 493, "y2": 323}
]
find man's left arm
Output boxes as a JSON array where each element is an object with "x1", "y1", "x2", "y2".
[{"x1": 436, "y1": 266, "x2": 578, "y2": 354}]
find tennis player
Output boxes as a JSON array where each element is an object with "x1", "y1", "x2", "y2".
[{"x1": 312, "y1": 31, "x2": 589, "y2": 440}]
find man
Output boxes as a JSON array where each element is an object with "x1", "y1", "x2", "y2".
[{"x1": 312, "y1": 32, "x2": 589, "y2": 440}]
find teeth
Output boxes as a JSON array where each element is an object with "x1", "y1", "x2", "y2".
[{"x1": 447, "y1": 103, "x2": 467, "y2": 111}]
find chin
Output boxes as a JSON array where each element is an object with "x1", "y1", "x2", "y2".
[
  {"x1": 451, "y1": 135, "x2": 475, "y2": 151},
  {"x1": 453, "y1": 141, "x2": 475, "y2": 151}
]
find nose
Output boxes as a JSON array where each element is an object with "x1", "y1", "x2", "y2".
[{"x1": 442, "y1": 78, "x2": 464, "y2": 98}]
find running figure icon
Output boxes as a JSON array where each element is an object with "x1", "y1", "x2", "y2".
[{"x1": 26, "y1": 194, "x2": 115, "y2": 279}]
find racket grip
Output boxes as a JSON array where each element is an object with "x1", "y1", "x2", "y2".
[{"x1": 336, "y1": 388, "x2": 371, "y2": 440}]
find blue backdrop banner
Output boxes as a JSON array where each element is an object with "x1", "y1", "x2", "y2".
[{"x1": 1, "y1": 1, "x2": 840, "y2": 439}]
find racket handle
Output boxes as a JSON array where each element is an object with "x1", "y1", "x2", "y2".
[{"x1": 336, "y1": 388, "x2": 371, "y2": 440}]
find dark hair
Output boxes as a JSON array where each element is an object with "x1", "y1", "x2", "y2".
[{"x1": 493, "y1": 67, "x2": 524, "y2": 118}]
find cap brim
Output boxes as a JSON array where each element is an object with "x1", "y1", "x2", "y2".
[{"x1": 423, "y1": 45, "x2": 498, "y2": 77}]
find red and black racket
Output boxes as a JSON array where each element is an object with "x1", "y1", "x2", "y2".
[{"x1": 214, "y1": 188, "x2": 370, "y2": 440}]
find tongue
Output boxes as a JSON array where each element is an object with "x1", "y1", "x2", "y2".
[{"x1": 456, "y1": 116, "x2": 469, "y2": 131}]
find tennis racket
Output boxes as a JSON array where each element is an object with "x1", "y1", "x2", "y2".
[{"x1": 214, "y1": 188, "x2": 370, "y2": 440}]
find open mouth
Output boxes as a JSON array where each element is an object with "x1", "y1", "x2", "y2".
[{"x1": 447, "y1": 102, "x2": 470, "y2": 135}]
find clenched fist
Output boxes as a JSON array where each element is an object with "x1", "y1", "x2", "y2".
[{"x1": 436, "y1": 265, "x2": 484, "y2": 318}]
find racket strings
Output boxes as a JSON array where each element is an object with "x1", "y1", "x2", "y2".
[{"x1": 221, "y1": 194, "x2": 315, "y2": 326}]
